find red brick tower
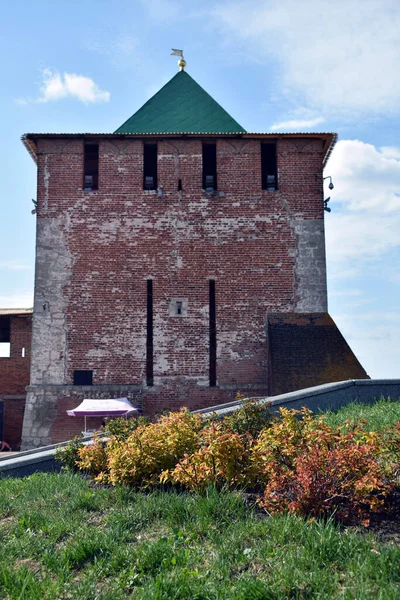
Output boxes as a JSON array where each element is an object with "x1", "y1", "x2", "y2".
[{"x1": 20, "y1": 65, "x2": 367, "y2": 448}]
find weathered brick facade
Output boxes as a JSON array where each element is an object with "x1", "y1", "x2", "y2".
[
  {"x1": 267, "y1": 313, "x2": 368, "y2": 395},
  {"x1": 18, "y1": 71, "x2": 367, "y2": 449},
  {"x1": 0, "y1": 312, "x2": 32, "y2": 449}
]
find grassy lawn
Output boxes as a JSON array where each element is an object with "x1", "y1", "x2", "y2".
[
  {"x1": 0, "y1": 472, "x2": 399, "y2": 599},
  {"x1": 322, "y1": 398, "x2": 400, "y2": 431}
]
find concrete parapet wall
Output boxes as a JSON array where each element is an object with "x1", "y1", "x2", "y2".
[{"x1": 196, "y1": 379, "x2": 400, "y2": 419}]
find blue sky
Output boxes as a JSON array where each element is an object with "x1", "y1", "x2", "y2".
[{"x1": 1, "y1": 0, "x2": 399, "y2": 377}]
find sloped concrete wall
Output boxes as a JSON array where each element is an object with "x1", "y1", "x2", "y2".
[{"x1": 196, "y1": 379, "x2": 400, "y2": 419}]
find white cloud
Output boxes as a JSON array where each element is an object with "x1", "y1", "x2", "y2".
[
  {"x1": 380, "y1": 146, "x2": 400, "y2": 160},
  {"x1": 270, "y1": 117, "x2": 325, "y2": 131},
  {"x1": 325, "y1": 140, "x2": 400, "y2": 267},
  {"x1": 139, "y1": 0, "x2": 180, "y2": 22},
  {"x1": 38, "y1": 69, "x2": 110, "y2": 104},
  {"x1": 214, "y1": 0, "x2": 400, "y2": 116},
  {"x1": 85, "y1": 34, "x2": 146, "y2": 72},
  {"x1": 329, "y1": 289, "x2": 363, "y2": 298},
  {"x1": 324, "y1": 141, "x2": 400, "y2": 377},
  {"x1": 0, "y1": 261, "x2": 32, "y2": 271},
  {"x1": 0, "y1": 294, "x2": 33, "y2": 309},
  {"x1": 330, "y1": 310, "x2": 400, "y2": 378}
]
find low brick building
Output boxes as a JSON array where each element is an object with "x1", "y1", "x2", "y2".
[
  {"x1": 0, "y1": 309, "x2": 32, "y2": 449},
  {"x1": 17, "y1": 64, "x2": 367, "y2": 449}
]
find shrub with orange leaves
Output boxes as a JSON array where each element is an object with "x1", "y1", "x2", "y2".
[
  {"x1": 258, "y1": 443, "x2": 392, "y2": 525},
  {"x1": 73, "y1": 402, "x2": 399, "y2": 526},
  {"x1": 161, "y1": 421, "x2": 253, "y2": 491},
  {"x1": 106, "y1": 409, "x2": 203, "y2": 487},
  {"x1": 254, "y1": 408, "x2": 394, "y2": 524},
  {"x1": 77, "y1": 435, "x2": 108, "y2": 478}
]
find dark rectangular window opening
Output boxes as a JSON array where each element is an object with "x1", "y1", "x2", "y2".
[
  {"x1": 0, "y1": 316, "x2": 11, "y2": 358},
  {"x1": 73, "y1": 370, "x2": 93, "y2": 385},
  {"x1": 209, "y1": 279, "x2": 217, "y2": 386},
  {"x1": 261, "y1": 142, "x2": 278, "y2": 190},
  {"x1": 83, "y1": 143, "x2": 99, "y2": 190},
  {"x1": 146, "y1": 280, "x2": 154, "y2": 386},
  {"x1": 143, "y1": 143, "x2": 157, "y2": 190},
  {"x1": 203, "y1": 142, "x2": 217, "y2": 191},
  {"x1": 0, "y1": 317, "x2": 10, "y2": 344}
]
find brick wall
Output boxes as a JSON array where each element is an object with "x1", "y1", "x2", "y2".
[
  {"x1": 31, "y1": 136, "x2": 326, "y2": 386},
  {"x1": 0, "y1": 315, "x2": 31, "y2": 448},
  {"x1": 2, "y1": 399, "x2": 26, "y2": 450},
  {"x1": 22, "y1": 134, "x2": 339, "y2": 447},
  {"x1": 0, "y1": 316, "x2": 31, "y2": 396},
  {"x1": 267, "y1": 313, "x2": 369, "y2": 395}
]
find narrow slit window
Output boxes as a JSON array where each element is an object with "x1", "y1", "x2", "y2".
[
  {"x1": 261, "y1": 142, "x2": 278, "y2": 190},
  {"x1": 73, "y1": 370, "x2": 93, "y2": 385},
  {"x1": 146, "y1": 280, "x2": 154, "y2": 386},
  {"x1": 143, "y1": 143, "x2": 157, "y2": 190},
  {"x1": 83, "y1": 143, "x2": 99, "y2": 190},
  {"x1": 203, "y1": 142, "x2": 217, "y2": 191},
  {"x1": 209, "y1": 280, "x2": 217, "y2": 386},
  {"x1": 21, "y1": 347, "x2": 25, "y2": 358}
]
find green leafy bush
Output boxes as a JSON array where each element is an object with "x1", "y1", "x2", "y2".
[
  {"x1": 55, "y1": 437, "x2": 84, "y2": 472},
  {"x1": 104, "y1": 415, "x2": 149, "y2": 441},
  {"x1": 221, "y1": 395, "x2": 273, "y2": 437}
]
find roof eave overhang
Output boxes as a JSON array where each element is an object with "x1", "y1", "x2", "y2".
[
  {"x1": 22, "y1": 131, "x2": 337, "y2": 165},
  {"x1": 0, "y1": 308, "x2": 33, "y2": 317}
]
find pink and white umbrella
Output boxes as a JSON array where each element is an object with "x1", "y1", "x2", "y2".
[{"x1": 67, "y1": 398, "x2": 139, "y2": 433}]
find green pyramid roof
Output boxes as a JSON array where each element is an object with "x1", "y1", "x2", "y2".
[{"x1": 115, "y1": 70, "x2": 246, "y2": 134}]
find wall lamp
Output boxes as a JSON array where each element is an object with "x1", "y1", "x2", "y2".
[{"x1": 324, "y1": 175, "x2": 334, "y2": 190}]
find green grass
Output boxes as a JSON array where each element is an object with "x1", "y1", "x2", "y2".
[
  {"x1": 0, "y1": 472, "x2": 399, "y2": 599},
  {"x1": 322, "y1": 397, "x2": 400, "y2": 431}
]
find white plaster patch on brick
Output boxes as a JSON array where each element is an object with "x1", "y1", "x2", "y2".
[
  {"x1": 95, "y1": 218, "x2": 121, "y2": 243},
  {"x1": 294, "y1": 219, "x2": 328, "y2": 312},
  {"x1": 159, "y1": 153, "x2": 202, "y2": 160},
  {"x1": 196, "y1": 376, "x2": 210, "y2": 387},
  {"x1": 155, "y1": 353, "x2": 171, "y2": 374},
  {"x1": 85, "y1": 349, "x2": 107, "y2": 358},
  {"x1": 168, "y1": 298, "x2": 188, "y2": 317},
  {"x1": 43, "y1": 155, "x2": 50, "y2": 211},
  {"x1": 199, "y1": 304, "x2": 210, "y2": 318},
  {"x1": 217, "y1": 330, "x2": 242, "y2": 362},
  {"x1": 21, "y1": 388, "x2": 59, "y2": 449},
  {"x1": 30, "y1": 215, "x2": 73, "y2": 386}
]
